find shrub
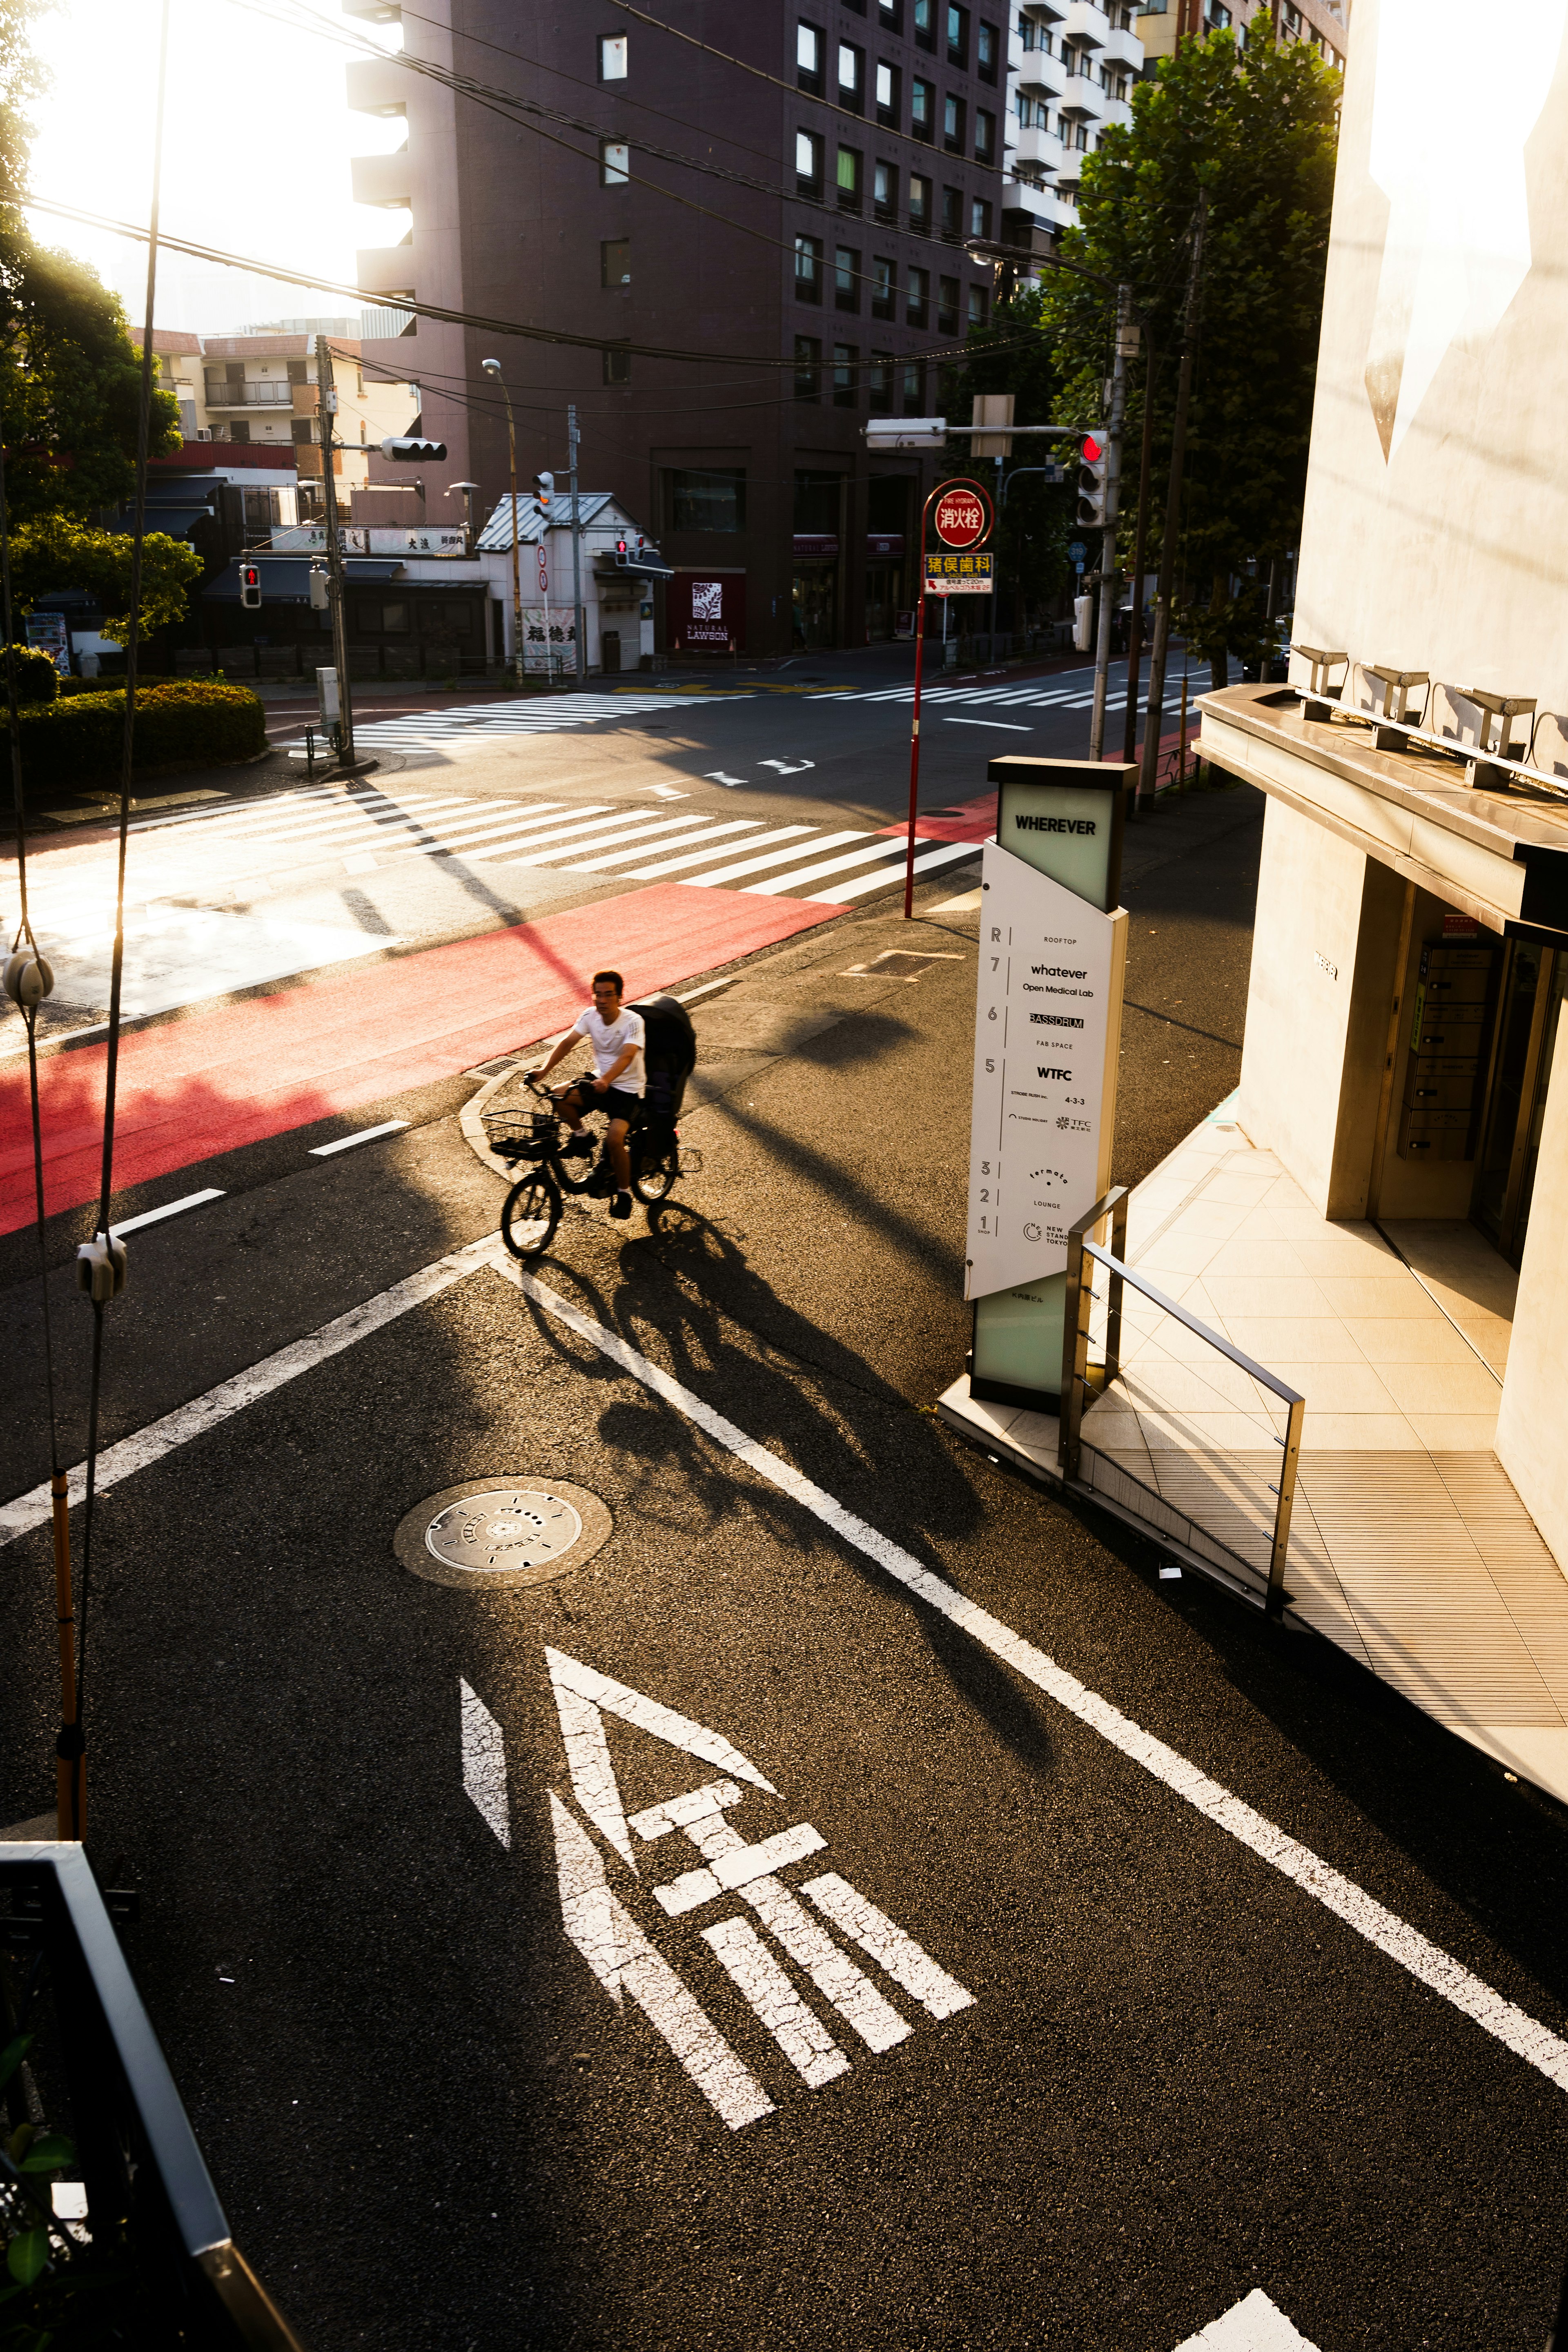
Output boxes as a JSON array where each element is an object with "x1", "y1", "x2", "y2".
[
  {"x1": 2, "y1": 644, "x2": 60, "y2": 703},
  {"x1": 1, "y1": 679, "x2": 267, "y2": 786}
]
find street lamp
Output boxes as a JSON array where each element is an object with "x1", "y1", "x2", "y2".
[
  {"x1": 481, "y1": 358, "x2": 523, "y2": 686},
  {"x1": 445, "y1": 478, "x2": 481, "y2": 555}
]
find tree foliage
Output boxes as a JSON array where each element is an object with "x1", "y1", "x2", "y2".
[
  {"x1": 1047, "y1": 29, "x2": 1340, "y2": 629},
  {"x1": 7, "y1": 515, "x2": 203, "y2": 639}
]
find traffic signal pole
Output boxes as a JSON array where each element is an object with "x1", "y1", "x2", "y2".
[
  {"x1": 1087, "y1": 282, "x2": 1132, "y2": 765},
  {"x1": 1139, "y1": 192, "x2": 1207, "y2": 808},
  {"x1": 568, "y1": 403, "x2": 586, "y2": 686},
  {"x1": 314, "y1": 336, "x2": 361, "y2": 770}
]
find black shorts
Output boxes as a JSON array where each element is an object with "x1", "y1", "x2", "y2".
[{"x1": 566, "y1": 1081, "x2": 643, "y2": 1125}]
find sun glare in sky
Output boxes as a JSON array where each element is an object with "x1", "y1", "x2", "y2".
[{"x1": 27, "y1": 0, "x2": 408, "y2": 334}]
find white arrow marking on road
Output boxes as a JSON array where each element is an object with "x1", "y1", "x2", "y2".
[
  {"x1": 703, "y1": 770, "x2": 746, "y2": 786},
  {"x1": 460, "y1": 1679, "x2": 510, "y2": 1849},
  {"x1": 702, "y1": 1917, "x2": 850, "y2": 2090},
  {"x1": 758, "y1": 758, "x2": 815, "y2": 774},
  {"x1": 545, "y1": 1647, "x2": 776, "y2": 1873},
  {"x1": 548, "y1": 1792, "x2": 774, "y2": 2130},
  {"x1": 1172, "y1": 2289, "x2": 1320, "y2": 2351},
  {"x1": 801, "y1": 1873, "x2": 973, "y2": 2021}
]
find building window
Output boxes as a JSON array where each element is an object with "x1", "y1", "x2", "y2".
[
  {"x1": 968, "y1": 283, "x2": 989, "y2": 327},
  {"x1": 797, "y1": 20, "x2": 824, "y2": 91},
  {"x1": 794, "y1": 335, "x2": 822, "y2": 400},
  {"x1": 970, "y1": 195, "x2": 992, "y2": 238},
  {"x1": 875, "y1": 58, "x2": 899, "y2": 122},
  {"x1": 600, "y1": 138, "x2": 630, "y2": 185},
  {"x1": 665, "y1": 468, "x2": 746, "y2": 532},
  {"x1": 911, "y1": 76, "x2": 934, "y2": 138},
  {"x1": 906, "y1": 264, "x2": 929, "y2": 326},
  {"x1": 938, "y1": 274, "x2": 959, "y2": 333},
  {"x1": 602, "y1": 342, "x2": 631, "y2": 385},
  {"x1": 601, "y1": 238, "x2": 630, "y2": 287},
  {"x1": 873, "y1": 160, "x2": 898, "y2": 220},
  {"x1": 796, "y1": 129, "x2": 824, "y2": 195},
  {"x1": 902, "y1": 363, "x2": 924, "y2": 416},
  {"x1": 974, "y1": 107, "x2": 995, "y2": 160},
  {"x1": 287, "y1": 357, "x2": 308, "y2": 385},
  {"x1": 598, "y1": 33, "x2": 627, "y2": 79},
  {"x1": 909, "y1": 171, "x2": 932, "y2": 231},
  {"x1": 290, "y1": 418, "x2": 314, "y2": 446},
  {"x1": 941, "y1": 184, "x2": 962, "y2": 241},
  {"x1": 835, "y1": 245, "x2": 860, "y2": 310},
  {"x1": 880, "y1": 0, "x2": 903, "y2": 27},
  {"x1": 838, "y1": 40, "x2": 864, "y2": 108},
  {"x1": 944, "y1": 94, "x2": 965, "y2": 151},
  {"x1": 977, "y1": 19, "x2": 998, "y2": 79},
  {"x1": 795, "y1": 234, "x2": 824, "y2": 301},
  {"x1": 914, "y1": 0, "x2": 936, "y2": 49},
  {"x1": 871, "y1": 256, "x2": 895, "y2": 320},
  {"x1": 833, "y1": 343, "x2": 858, "y2": 407},
  {"x1": 869, "y1": 352, "x2": 894, "y2": 413},
  {"x1": 946, "y1": 4, "x2": 968, "y2": 65},
  {"x1": 837, "y1": 145, "x2": 862, "y2": 208}
]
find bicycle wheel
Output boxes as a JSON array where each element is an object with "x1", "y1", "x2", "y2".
[
  {"x1": 632, "y1": 1140, "x2": 678, "y2": 1207},
  {"x1": 501, "y1": 1167, "x2": 561, "y2": 1259}
]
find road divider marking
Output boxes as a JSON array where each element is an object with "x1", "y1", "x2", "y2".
[
  {"x1": 500, "y1": 1261, "x2": 1568, "y2": 2098},
  {"x1": 942, "y1": 717, "x2": 1034, "y2": 731},
  {"x1": 308, "y1": 1120, "x2": 409, "y2": 1158},
  {"x1": 107, "y1": 1187, "x2": 225, "y2": 1238}
]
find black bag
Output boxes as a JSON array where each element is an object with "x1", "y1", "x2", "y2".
[{"x1": 630, "y1": 993, "x2": 697, "y2": 1144}]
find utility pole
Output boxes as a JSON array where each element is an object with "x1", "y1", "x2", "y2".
[
  {"x1": 314, "y1": 336, "x2": 360, "y2": 770},
  {"x1": 568, "y1": 401, "x2": 586, "y2": 685},
  {"x1": 1138, "y1": 190, "x2": 1207, "y2": 808},
  {"x1": 1121, "y1": 347, "x2": 1157, "y2": 769},
  {"x1": 1087, "y1": 281, "x2": 1133, "y2": 762}
]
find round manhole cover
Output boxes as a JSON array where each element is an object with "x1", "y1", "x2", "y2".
[{"x1": 393, "y1": 1479, "x2": 611, "y2": 1591}]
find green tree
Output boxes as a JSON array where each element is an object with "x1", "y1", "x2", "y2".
[
  {"x1": 956, "y1": 284, "x2": 1073, "y2": 625},
  {"x1": 1047, "y1": 28, "x2": 1340, "y2": 681},
  {"x1": 8, "y1": 515, "x2": 203, "y2": 640}
]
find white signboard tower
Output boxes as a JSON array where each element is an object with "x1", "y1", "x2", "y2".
[{"x1": 966, "y1": 758, "x2": 1132, "y2": 1410}]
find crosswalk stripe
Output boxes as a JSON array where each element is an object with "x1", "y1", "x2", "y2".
[
  {"x1": 564, "y1": 818, "x2": 766, "y2": 874},
  {"x1": 805, "y1": 841, "x2": 978, "y2": 902},
  {"x1": 626, "y1": 824, "x2": 812, "y2": 882},
  {"x1": 746, "y1": 837, "x2": 922, "y2": 896},
  {"x1": 682, "y1": 829, "x2": 871, "y2": 890},
  {"x1": 378, "y1": 806, "x2": 618, "y2": 863}
]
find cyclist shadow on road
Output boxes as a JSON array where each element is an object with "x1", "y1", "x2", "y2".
[{"x1": 509, "y1": 1204, "x2": 1064, "y2": 1777}]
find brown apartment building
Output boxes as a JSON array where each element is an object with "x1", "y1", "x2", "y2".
[{"x1": 346, "y1": 1, "x2": 1007, "y2": 656}]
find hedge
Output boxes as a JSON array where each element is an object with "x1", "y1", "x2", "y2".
[
  {"x1": 3, "y1": 645, "x2": 60, "y2": 704},
  {"x1": 2, "y1": 680, "x2": 267, "y2": 786}
]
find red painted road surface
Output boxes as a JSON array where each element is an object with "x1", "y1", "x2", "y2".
[{"x1": 0, "y1": 884, "x2": 842, "y2": 1234}]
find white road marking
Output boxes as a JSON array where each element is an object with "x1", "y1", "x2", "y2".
[
  {"x1": 704, "y1": 771, "x2": 746, "y2": 787},
  {"x1": 931, "y1": 887, "x2": 984, "y2": 913},
  {"x1": 942, "y1": 717, "x2": 1033, "y2": 730},
  {"x1": 461, "y1": 1678, "x2": 511, "y2": 1848},
  {"x1": 675, "y1": 828, "x2": 862, "y2": 889},
  {"x1": 107, "y1": 1187, "x2": 225, "y2": 1238},
  {"x1": 702, "y1": 1917, "x2": 850, "y2": 2089},
  {"x1": 653, "y1": 1821, "x2": 828, "y2": 1916},
  {"x1": 1173, "y1": 2289, "x2": 1320, "y2": 2351},
  {"x1": 746, "y1": 838, "x2": 921, "y2": 896},
  {"x1": 758, "y1": 758, "x2": 815, "y2": 774},
  {"x1": 501, "y1": 1261, "x2": 1568, "y2": 2096},
  {"x1": 629, "y1": 1779, "x2": 745, "y2": 1841},
  {"x1": 0, "y1": 1233, "x2": 506, "y2": 1551},
  {"x1": 308, "y1": 1120, "x2": 409, "y2": 1157},
  {"x1": 649, "y1": 784, "x2": 689, "y2": 800},
  {"x1": 549, "y1": 1792, "x2": 773, "y2": 2130},
  {"x1": 804, "y1": 841, "x2": 980, "y2": 902},
  {"x1": 575, "y1": 818, "x2": 764, "y2": 875},
  {"x1": 563, "y1": 817, "x2": 733, "y2": 873},
  {"x1": 802, "y1": 1873, "x2": 973, "y2": 2020},
  {"x1": 742, "y1": 1876, "x2": 911, "y2": 2052}
]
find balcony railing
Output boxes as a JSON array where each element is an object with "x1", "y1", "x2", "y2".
[{"x1": 204, "y1": 383, "x2": 294, "y2": 408}]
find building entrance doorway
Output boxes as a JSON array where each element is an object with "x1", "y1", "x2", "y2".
[
  {"x1": 1473, "y1": 942, "x2": 1567, "y2": 1266},
  {"x1": 791, "y1": 564, "x2": 837, "y2": 649},
  {"x1": 864, "y1": 562, "x2": 904, "y2": 642}
]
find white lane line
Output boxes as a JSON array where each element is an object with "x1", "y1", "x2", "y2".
[
  {"x1": 461, "y1": 1678, "x2": 511, "y2": 1848},
  {"x1": 0, "y1": 1233, "x2": 506, "y2": 1551},
  {"x1": 500, "y1": 1263, "x2": 1568, "y2": 2096},
  {"x1": 807, "y1": 842, "x2": 981, "y2": 903},
  {"x1": 308, "y1": 1119, "x2": 410, "y2": 1157},
  {"x1": 801, "y1": 1873, "x2": 973, "y2": 2020},
  {"x1": 107, "y1": 1187, "x2": 225, "y2": 1238},
  {"x1": 1173, "y1": 2290, "x2": 1320, "y2": 2351},
  {"x1": 701, "y1": 1917, "x2": 850, "y2": 2089},
  {"x1": 943, "y1": 717, "x2": 1033, "y2": 731},
  {"x1": 550, "y1": 1793, "x2": 774, "y2": 2130}
]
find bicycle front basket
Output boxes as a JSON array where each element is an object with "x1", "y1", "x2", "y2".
[{"x1": 482, "y1": 1109, "x2": 556, "y2": 1160}]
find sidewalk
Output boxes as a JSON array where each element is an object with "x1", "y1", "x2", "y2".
[{"x1": 941, "y1": 1103, "x2": 1568, "y2": 1806}]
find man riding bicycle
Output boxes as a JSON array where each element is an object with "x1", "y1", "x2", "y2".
[{"x1": 528, "y1": 969, "x2": 645, "y2": 1222}]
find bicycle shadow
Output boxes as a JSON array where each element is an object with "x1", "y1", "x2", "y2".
[{"x1": 508, "y1": 1205, "x2": 1062, "y2": 1778}]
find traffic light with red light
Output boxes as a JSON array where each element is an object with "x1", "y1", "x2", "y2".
[
  {"x1": 1076, "y1": 428, "x2": 1110, "y2": 528},
  {"x1": 239, "y1": 562, "x2": 262, "y2": 610}
]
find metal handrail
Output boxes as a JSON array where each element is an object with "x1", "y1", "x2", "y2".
[{"x1": 1058, "y1": 1209, "x2": 1305, "y2": 1617}]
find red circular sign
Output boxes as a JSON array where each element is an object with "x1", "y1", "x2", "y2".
[{"x1": 933, "y1": 487, "x2": 987, "y2": 549}]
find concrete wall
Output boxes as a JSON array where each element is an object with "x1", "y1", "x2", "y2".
[
  {"x1": 1497, "y1": 1044, "x2": 1568, "y2": 1561},
  {"x1": 1292, "y1": 0, "x2": 1568, "y2": 735}
]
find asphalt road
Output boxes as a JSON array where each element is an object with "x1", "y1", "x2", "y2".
[{"x1": 5, "y1": 671, "x2": 1568, "y2": 2350}]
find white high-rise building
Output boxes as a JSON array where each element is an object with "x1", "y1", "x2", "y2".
[{"x1": 1002, "y1": 1, "x2": 1145, "y2": 256}]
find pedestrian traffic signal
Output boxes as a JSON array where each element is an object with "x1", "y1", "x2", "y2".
[
  {"x1": 380, "y1": 436, "x2": 448, "y2": 461},
  {"x1": 1076, "y1": 429, "x2": 1110, "y2": 528},
  {"x1": 534, "y1": 470, "x2": 555, "y2": 511},
  {"x1": 239, "y1": 562, "x2": 262, "y2": 610}
]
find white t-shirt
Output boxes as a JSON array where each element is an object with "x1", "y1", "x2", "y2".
[{"x1": 572, "y1": 1003, "x2": 646, "y2": 1096}]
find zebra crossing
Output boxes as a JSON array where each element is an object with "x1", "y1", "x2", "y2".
[
  {"x1": 285, "y1": 689, "x2": 750, "y2": 756},
  {"x1": 4, "y1": 781, "x2": 985, "y2": 937},
  {"x1": 824, "y1": 671, "x2": 1140, "y2": 713}
]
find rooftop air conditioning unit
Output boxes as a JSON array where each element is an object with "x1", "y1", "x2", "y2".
[{"x1": 196, "y1": 428, "x2": 212, "y2": 440}]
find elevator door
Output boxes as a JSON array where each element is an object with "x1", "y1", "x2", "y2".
[{"x1": 1473, "y1": 943, "x2": 1567, "y2": 1265}]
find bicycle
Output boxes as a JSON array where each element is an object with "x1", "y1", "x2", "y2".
[{"x1": 483, "y1": 1075, "x2": 697, "y2": 1260}]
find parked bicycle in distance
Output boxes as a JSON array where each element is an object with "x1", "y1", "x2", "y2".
[{"x1": 483, "y1": 1076, "x2": 699, "y2": 1259}]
